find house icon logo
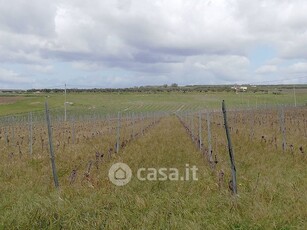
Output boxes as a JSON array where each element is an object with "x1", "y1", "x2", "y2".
[
  {"x1": 109, "y1": 163, "x2": 132, "y2": 186},
  {"x1": 115, "y1": 167, "x2": 127, "y2": 180}
]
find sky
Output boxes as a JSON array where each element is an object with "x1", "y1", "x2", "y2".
[{"x1": 1, "y1": 0, "x2": 307, "y2": 89}]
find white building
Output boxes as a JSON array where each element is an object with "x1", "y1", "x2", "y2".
[
  {"x1": 240, "y1": 86, "x2": 247, "y2": 92},
  {"x1": 231, "y1": 85, "x2": 248, "y2": 92}
]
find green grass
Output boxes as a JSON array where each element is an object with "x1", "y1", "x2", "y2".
[
  {"x1": 1, "y1": 89, "x2": 307, "y2": 116},
  {"x1": 1, "y1": 116, "x2": 306, "y2": 229},
  {"x1": 0, "y1": 90, "x2": 307, "y2": 229}
]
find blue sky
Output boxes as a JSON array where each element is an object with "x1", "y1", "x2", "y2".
[
  {"x1": 1, "y1": 0, "x2": 307, "y2": 89},
  {"x1": 249, "y1": 45, "x2": 276, "y2": 68}
]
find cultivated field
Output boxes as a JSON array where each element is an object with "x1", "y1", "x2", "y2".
[
  {"x1": 1, "y1": 87, "x2": 307, "y2": 116},
  {"x1": 0, "y1": 90, "x2": 307, "y2": 229}
]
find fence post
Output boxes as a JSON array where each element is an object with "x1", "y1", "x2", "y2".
[
  {"x1": 198, "y1": 111, "x2": 202, "y2": 150},
  {"x1": 29, "y1": 112, "x2": 33, "y2": 155},
  {"x1": 72, "y1": 116, "x2": 75, "y2": 144},
  {"x1": 207, "y1": 111, "x2": 213, "y2": 167},
  {"x1": 185, "y1": 111, "x2": 188, "y2": 124},
  {"x1": 279, "y1": 107, "x2": 286, "y2": 152},
  {"x1": 191, "y1": 114, "x2": 194, "y2": 142},
  {"x1": 45, "y1": 101, "x2": 60, "y2": 189},
  {"x1": 222, "y1": 100, "x2": 237, "y2": 195},
  {"x1": 12, "y1": 125, "x2": 15, "y2": 146},
  {"x1": 132, "y1": 112, "x2": 135, "y2": 139},
  {"x1": 116, "y1": 112, "x2": 121, "y2": 153},
  {"x1": 304, "y1": 116, "x2": 307, "y2": 138},
  {"x1": 5, "y1": 126, "x2": 8, "y2": 145},
  {"x1": 249, "y1": 109, "x2": 254, "y2": 140},
  {"x1": 141, "y1": 113, "x2": 144, "y2": 135},
  {"x1": 107, "y1": 114, "x2": 111, "y2": 134}
]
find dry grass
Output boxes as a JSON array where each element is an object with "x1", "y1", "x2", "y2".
[
  {"x1": 0, "y1": 96, "x2": 24, "y2": 105},
  {"x1": 0, "y1": 110, "x2": 307, "y2": 229}
]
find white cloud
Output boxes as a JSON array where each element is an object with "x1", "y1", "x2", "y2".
[
  {"x1": 287, "y1": 62, "x2": 307, "y2": 73},
  {"x1": 26, "y1": 64, "x2": 54, "y2": 73},
  {"x1": 0, "y1": 67, "x2": 32, "y2": 85},
  {"x1": 192, "y1": 55, "x2": 250, "y2": 82},
  {"x1": 0, "y1": 0, "x2": 57, "y2": 36},
  {"x1": 1, "y1": 0, "x2": 307, "y2": 88},
  {"x1": 255, "y1": 65, "x2": 277, "y2": 74}
]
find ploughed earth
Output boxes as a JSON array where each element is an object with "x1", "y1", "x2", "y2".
[{"x1": 0, "y1": 96, "x2": 23, "y2": 105}]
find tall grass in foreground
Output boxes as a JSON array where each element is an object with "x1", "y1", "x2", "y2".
[{"x1": 0, "y1": 117, "x2": 306, "y2": 229}]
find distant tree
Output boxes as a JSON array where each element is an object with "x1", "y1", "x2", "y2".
[{"x1": 171, "y1": 83, "x2": 178, "y2": 88}]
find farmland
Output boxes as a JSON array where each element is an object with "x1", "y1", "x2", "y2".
[
  {"x1": 1, "y1": 87, "x2": 307, "y2": 116},
  {"x1": 0, "y1": 89, "x2": 307, "y2": 229}
]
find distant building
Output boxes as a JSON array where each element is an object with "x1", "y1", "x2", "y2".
[
  {"x1": 231, "y1": 85, "x2": 247, "y2": 93},
  {"x1": 240, "y1": 86, "x2": 247, "y2": 92}
]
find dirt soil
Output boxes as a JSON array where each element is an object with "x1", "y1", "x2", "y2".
[{"x1": 0, "y1": 96, "x2": 23, "y2": 105}]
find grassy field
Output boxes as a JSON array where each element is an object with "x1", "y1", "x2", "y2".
[
  {"x1": 0, "y1": 90, "x2": 307, "y2": 229},
  {"x1": 1, "y1": 115, "x2": 306, "y2": 229},
  {"x1": 1, "y1": 88, "x2": 307, "y2": 116}
]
